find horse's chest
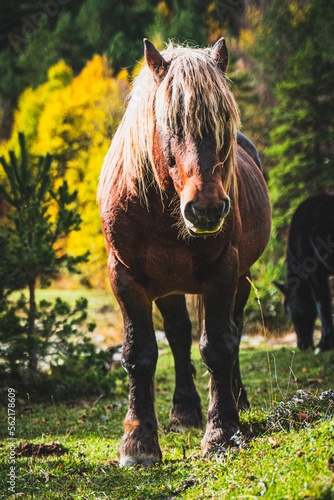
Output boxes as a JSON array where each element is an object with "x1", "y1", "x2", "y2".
[
  {"x1": 138, "y1": 242, "x2": 218, "y2": 295},
  {"x1": 116, "y1": 229, "x2": 222, "y2": 295},
  {"x1": 144, "y1": 242, "x2": 195, "y2": 277},
  {"x1": 103, "y1": 202, "x2": 227, "y2": 296}
]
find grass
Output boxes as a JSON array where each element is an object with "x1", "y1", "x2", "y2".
[{"x1": 1, "y1": 341, "x2": 334, "y2": 499}]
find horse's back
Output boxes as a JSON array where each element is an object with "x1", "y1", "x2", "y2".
[
  {"x1": 289, "y1": 193, "x2": 334, "y2": 272},
  {"x1": 235, "y1": 146, "x2": 271, "y2": 274},
  {"x1": 237, "y1": 132, "x2": 262, "y2": 171}
]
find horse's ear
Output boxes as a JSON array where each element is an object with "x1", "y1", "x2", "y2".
[
  {"x1": 274, "y1": 281, "x2": 288, "y2": 295},
  {"x1": 144, "y1": 38, "x2": 169, "y2": 84},
  {"x1": 211, "y1": 37, "x2": 228, "y2": 75}
]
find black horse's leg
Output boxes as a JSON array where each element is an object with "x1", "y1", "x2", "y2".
[
  {"x1": 156, "y1": 295, "x2": 202, "y2": 429},
  {"x1": 310, "y1": 271, "x2": 334, "y2": 351},
  {"x1": 200, "y1": 246, "x2": 240, "y2": 454},
  {"x1": 232, "y1": 272, "x2": 251, "y2": 410},
  {"x1": 109, "y1": 257, "x2": 161, "y2": 466}
]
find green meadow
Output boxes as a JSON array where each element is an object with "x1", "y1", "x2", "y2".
[{"x1": 1, "y1": 338, "x2": 333, "y2": 499}]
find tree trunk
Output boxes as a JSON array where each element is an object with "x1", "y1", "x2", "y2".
[{"x1": 27, "y1": 278, "x2": 38, "y2": 374}]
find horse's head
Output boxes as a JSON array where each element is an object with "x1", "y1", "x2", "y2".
[
  {"x1": 153, "y1": 130, "x2": 231, "y2": 236},
  {"x1": 275, "y1": 280, "x2": 316, "y2": 350},
  {"x1": 144, "y1": 39, "x2": 238, "y2": 236}
]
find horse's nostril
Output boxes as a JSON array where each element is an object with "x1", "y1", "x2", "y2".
[
  {"x1": 218, "y1": 198, "x2": 230, "y2": 218},
  {"x1": 184, "y1": 201, "x2": 198, "y2": 224}
]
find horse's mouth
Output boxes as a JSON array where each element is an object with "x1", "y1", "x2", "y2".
[{"x1": 186, "y1": 223, "x2": 223, "y2": 237}]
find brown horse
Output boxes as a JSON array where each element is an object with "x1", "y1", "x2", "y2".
[{"x1": 98, "y1": 38, "x2": 271, "y2": 466}]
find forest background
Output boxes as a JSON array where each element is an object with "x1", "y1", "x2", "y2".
[{"x1": 0, "y1": 0, "x2": 333, "y2": 333}]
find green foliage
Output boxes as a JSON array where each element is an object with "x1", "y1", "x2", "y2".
[
  {"x1": 251, "y1": 0, "x2": 301, "y2": 85},
  {"x1": 1, "y1": 56, "x2": 126, "y2": 287},
  {"x1": 0, "y1": 0, "x2": 230, "y2": 140},
  {"x1": 239, "y1": 0, "x2": 334, "y2": 325},
  {"x1": 0, "y1": 133, "x2": 89, "y2": 294},
  {"x1": 0, "y1": 134, "x2": 111, "y2": 392},
  {"x1": 0, "y1": 49, "x2": 22, "y2": 103},
  {"x1": 245, "y1": 252, "x2": 289, "y2": 332},
  {"x1": 16, "y1": 13, "x2": 94, "y2": 93},
  {"x1": 0, "y1": 287, "x2": 122, "y2": 399},
  {"x1": 256, "y1": 0, "x2": 334, "y2": 227},
  {"x1": 228, "y1": 52, "x2": 271, "y2": 156},
  {"x1": 77, "y1": 0, "x2": 152, "y2": 70},
  {"x1": 148, "y1": 0, "x2": 209, "y2": 47},
  {"x1": 0, "y1": 295, "x2": 93, "y2": 377}
]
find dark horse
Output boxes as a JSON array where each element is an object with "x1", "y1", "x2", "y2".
[
  {"x1": 98, "y1": 38, "x2": 271, "y2": 466},
  {"x1": 275, "y1": 193, "x2": 334, "y2": 351}
]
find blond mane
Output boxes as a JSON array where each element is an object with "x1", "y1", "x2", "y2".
[{"x1": 97, "y1": 42, "x2": 240, "y2": 210}]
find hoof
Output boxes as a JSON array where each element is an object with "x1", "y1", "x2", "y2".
[
  {"x1": 316, "y1": 340, "x2": 334, "y2": 352},
  {"x1": 298, "y1": 342, "x2": 314, "y2": 351},
  {"x1": 168, "y1": 402, "x2": 203, "y2": 430},
  {"x1": 119, "y1": 454, "x2": 161, "y2": 467},
  {"x1": 201, "y1": 422, "x2": 239, "y2": 456},
  {"x1": 118, "y1": 418, "x2": 162, "y2": 467}
]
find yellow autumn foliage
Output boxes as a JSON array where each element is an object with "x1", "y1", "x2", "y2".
[
  {"x1": 1, "y1": 55, "x2": 128, "y2": 287},
  {"x1": 0, "y1": 60, "x2": 74, "y2": 159},
  {"x1": 288, "y1": 1, "x2": 310, "y2": 26},
  {"x1": 239, "y1": 29, "x2": 256, "y2": 50},
  {"x1": 156, "y1": 1, "x2": 170, "y2": 19}
]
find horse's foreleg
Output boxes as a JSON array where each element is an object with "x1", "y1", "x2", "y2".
[
  {"x1": 200, "y1": 246, "x2": 240, "y2": 455},
  {"x1": 233, "y1": 272, "x2": 251, "y2": 410},
  {"x1": 156, "y1": 295, "x2": 202, "y2": 429},
  {"x1": 109, "y1": 257, "x2": 161, "y2": 466},
  {"x1": 310, "y1": 271, "x2": 334, "y2": 351}
]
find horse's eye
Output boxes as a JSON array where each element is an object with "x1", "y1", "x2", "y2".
[{"x1": 169, "y1": 157, "x2": 176, "y2": 168}]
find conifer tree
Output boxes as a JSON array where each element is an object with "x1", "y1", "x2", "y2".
[
  {"x1": 258, "y1": 0, "x2": 334, "y2": 226},
  {"x1": 0, "y1": 132, "x2": 89, "y2": 373}
]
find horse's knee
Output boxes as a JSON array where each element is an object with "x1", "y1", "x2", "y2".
[
  {"x1": 199, "y1": 328, "x2": 238, "y2": 373},
  {"x1": 121, "y1": 339, "x2": 158, "y2": 377}
]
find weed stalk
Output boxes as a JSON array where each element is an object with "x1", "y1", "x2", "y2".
[{"x1": 246, "y1": 277, "x2": 274, "y2": 407}]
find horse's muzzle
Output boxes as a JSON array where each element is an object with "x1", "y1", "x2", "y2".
[{"x1": 183, "y1": 198, "x2": 230, "y2": 235}]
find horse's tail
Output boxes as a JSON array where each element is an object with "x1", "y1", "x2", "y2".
[{"x1": 195, "y1": 294, "x2": 204, "y2": 340}]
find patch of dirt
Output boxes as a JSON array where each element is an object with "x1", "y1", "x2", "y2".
[
  {"x1": 15, "y1": 440, "x2": 68, "y2": 457},
  {"x1": 241, "y1": 329, "x2": 322, "y2": 349},
  {"x1": 102, "y1": 329, "x2": 324, "y2": 366}
]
